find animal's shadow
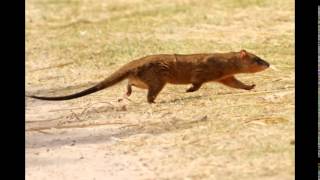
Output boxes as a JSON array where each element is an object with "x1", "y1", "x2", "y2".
[
  {"x1": 159, "y1": 95, "x2": 204, "y2": 104},
  {"x1": 26, "y1": 116, "x2": 209, "y2": 149}
]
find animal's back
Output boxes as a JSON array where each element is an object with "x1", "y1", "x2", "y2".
[{"x1": 124, "y1": 53, "x2": 213, "y2": 84}]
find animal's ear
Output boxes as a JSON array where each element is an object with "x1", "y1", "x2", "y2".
[{"x1": 240, "y1": 49, "x2": 247, "y2": 58}]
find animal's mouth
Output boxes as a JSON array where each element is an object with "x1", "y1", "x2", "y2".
[
  {"x1": 250, "y1": 64, "x2": 269, "y2": 73},
  {"x1": 257, "y1": 60, "x2": 270, "y2": 72},
  {"x1": 260, "y1": 65, "x2": 269, "y2": 71},
  {"x1": 263, "y1": 64, "x2": 270, "y2": 69}
]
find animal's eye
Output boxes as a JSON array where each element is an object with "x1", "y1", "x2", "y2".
[{"x1": 257, "y1": 59, "x2": 268, "y2": 66}]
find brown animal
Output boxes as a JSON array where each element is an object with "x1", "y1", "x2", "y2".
[{"x1": 28, "y1": 49, "x2": 269, "y2": 103}]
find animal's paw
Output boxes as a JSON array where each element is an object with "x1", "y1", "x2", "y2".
[
  {"x1": 186, "y1": 87, "x2": 198, "y2": 92},
  {"x1": 245, "y1": 84, "x2": 255, "y2": 90},
  {"x1": 186, "y1": 89, "x2": 193, "y2": 93}
]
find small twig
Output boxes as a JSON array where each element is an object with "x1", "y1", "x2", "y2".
[
  {"x1": 160, "y1": 112, "x2": 172, "y2": 118},
  {"x1": 26, "y1": 121, "x2": 130, "y2": 131},
  {"x1": 70, "y1": 110, "x2": 83, "y2": 121},
  {"x1": 49, "y1": 19, "x2": 94, "y2": 29},
  {"x1": 49, "y1": 107, "x2": 84, "y2": 112},
  {"x1": 242, "y1": 116, "x2": 284, "y2": 124},
  {"x1": 30, "y1": 62, "x2": 73, "y2": 72},
  {"x1": 34, "y1": 129, "x2": 52, "y2": 135},
  {"x1": 79, "y1": 105, "x2": 91, "y2": 116},
  {"x1": 119, "y1": 124, "x2": 140, "y2": 130},
  {"x1": 26, "y1": 117, "x2": 62, "y2": 123},
  {"x1": 243, "y1": 118, "x2": 267, "y2": 124}
]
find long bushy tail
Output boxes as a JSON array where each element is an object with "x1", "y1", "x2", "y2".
[{"x1": 28, "y1": 69, "x2": 130, "y2": 101}]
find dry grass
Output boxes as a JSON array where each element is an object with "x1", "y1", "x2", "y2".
[{"x1": 26, "y1": 0, "x2": 294, "y2": 179}]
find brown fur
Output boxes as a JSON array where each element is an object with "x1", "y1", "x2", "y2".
[{"x1": 28, "y1": 49, "x2": 269, "y2": 103}]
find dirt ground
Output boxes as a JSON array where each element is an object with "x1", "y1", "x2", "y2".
[{"x1": 26, "y1": 0, "x2": 294, "y2": 179}]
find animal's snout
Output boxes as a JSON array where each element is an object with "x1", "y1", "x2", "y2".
[{"x1": 257, "y1": 59, "x2": 270, "y2": 67}]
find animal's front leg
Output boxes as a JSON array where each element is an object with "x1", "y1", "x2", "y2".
[{"x1": 219, "y1": 76, "x2": 255, "y2": 90}]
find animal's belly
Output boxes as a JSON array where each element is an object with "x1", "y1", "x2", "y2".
[
  {"x1": 166, "y1": 72, "x2": 192, "y2": 84},
  {"x1": 167, "y1": 79, "x2": 191, "y2": 84}
]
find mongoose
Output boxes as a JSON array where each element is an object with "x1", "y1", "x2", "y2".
[{"x1": 28, "y1": 49, "x2": 269, "y2": 103}]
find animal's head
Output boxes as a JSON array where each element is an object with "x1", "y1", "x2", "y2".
[{"x1": 237, "y1": 49, "x2": 270, "y2": 73}]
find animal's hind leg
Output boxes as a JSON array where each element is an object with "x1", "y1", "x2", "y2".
[
  {"x1": 126, "y1": 83, "x2": 132, "y2": 96},
  {"x1": 118, "y1": 83, "x2": 132, "y2": 102},
  {"x1": 137, "y1": 66, "x2": 168, "y2": 103}
]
